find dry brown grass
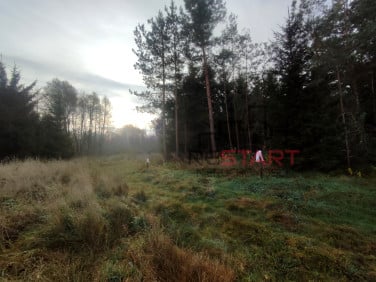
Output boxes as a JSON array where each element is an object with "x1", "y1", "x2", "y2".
[
  {"x1": 0, "y1": 158, "x2": 237, "y2": 281},
  {"x1": 0, "y1": 159, "x2": 97, "y2": 250},
  {"x1": 128, "y1": 222, "x2": 236, "y2": 282},
  {"x1": 0, "y1": 158, "x2": 92, "y2": 201},
  {"x1": 0, "y1": 158, "x2": 133, "y2": 279}
]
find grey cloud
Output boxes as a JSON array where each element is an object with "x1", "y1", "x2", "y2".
[
  {"x1": 1, "y1": 0, "x2": 293, "y2": 116},
  {"x1": 1, "y1": 54, "x2": 145, "y2": 98},
  {"x1": 226, "y1": 0, "x2": 292, "y2": 43}
]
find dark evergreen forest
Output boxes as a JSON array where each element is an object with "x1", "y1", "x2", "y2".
[
  {"x1": 0, "y1": 67, "x2": 114, "y2": 159},
  {"x1": 133, "y1": 0, "x2": 376, "y2": 171}
]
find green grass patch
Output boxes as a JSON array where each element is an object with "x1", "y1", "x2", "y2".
[{"x1": 1, "y1": 157, "x2": 375, "y2": 281}]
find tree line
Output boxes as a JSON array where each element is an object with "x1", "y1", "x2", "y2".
[
  {"x1": 0, "y1": 64, "x2": 113, "y2": 159},
  {"x1": 133, "y1": 0, "x2": 376, "y2": 170},
  {"x1": 0, "y1": 63, "x2": 157, "y2": 160}
]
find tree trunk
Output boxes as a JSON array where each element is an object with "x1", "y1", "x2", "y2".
[
  {"x1": 337, "y1": 67, "x2": 351, "y2": 168},
  {"x1": 244, "y1": 52, "x2": 252, "y2": 150},
  {"x1": 174, "y1": 54, "x2": 179, "y2": 159},
  {"x1": 184, "y1": 121, "x2": 188, "y2": 158},
  {"x1": 174, "y1": 87, "x2": 179, "y2": 158},
  {"x1": 202, "y1": 47, "x2": 216, "y2": 155},
  {"x1": 351, "y1": 77, "x2": 367, "y2": 149},
  {"x1": 79, "y1": 113, "x2": 84, "y2": 154},
  {"x1": 371, "y1": 71, "x2": 376, "y2": 124},
  {"x1": 162, "y1": 54, "x2": 167, "y2": 161},
  {"x1": 263, "y1": 103, "x2": 267, "y2": 142},
  {"x1": 88, "y1": 108, "x2": 93, "y2": 153},
  {"x1": 233, "y1": 104, "x2": 240, "y2": 150},
  {"x1": 235, "y1": 120, "x2": 240, "y2": 150},
  {"x1": 244, "y1": 81, "x2": 252, "y2": 150},
  {"x1": 223, "y1": 81, "x2": 233, "y2": 149},
  {"x1": 351, "y1": 77, "x2": 360, "y2": 116}
]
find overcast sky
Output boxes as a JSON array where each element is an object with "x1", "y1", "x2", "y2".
[{"x1": 0, "y1": 0, "x2": 292, "y2": 129}]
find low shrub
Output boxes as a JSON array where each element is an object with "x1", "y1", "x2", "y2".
[
  {"x1": 133, "y1": 191, "x2": 147, "y2": 203},
  {"x1": 40, "y1": 206, "x2": 108, "y2": 252},
  {"x1": 104, "y1": 201, "x2": 134, "y2": 243},
  {"x1": 129, "y1": 230, "x2": 235, "y2": 282}
]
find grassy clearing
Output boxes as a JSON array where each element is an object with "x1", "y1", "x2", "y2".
[{"x1": 0, "y1": 156, "x2": 375, "y2": 281}]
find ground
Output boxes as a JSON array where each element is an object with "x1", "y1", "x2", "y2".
[{"x1": 0, "y1": 155, "x2": 375, "y2": 281}]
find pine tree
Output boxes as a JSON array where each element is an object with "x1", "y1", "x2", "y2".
[
  {"x1": 0, "y1": 62, "x2": 39, "y2": 159},
  {"x1": 133, "y1": 11, "x2": 170, "y2": 159},
  {"x1": 214, "y1": 14, "x2": 239, "y2": 150},
  {"x1": 43, "y1": 78, "x2": 78, "y2": 134},
  {"x1": 272, "y1": 0, "x2": 312, "y2": 149},
  {"x1": 165, "y1": 0, "x2": 187, "y2": 158},
  {"x1": 314, "y1": 0, "x2": 374, "y2": 167},
  {"x1": 184, "y1": 0, "x2": 226, "y2": 155}
]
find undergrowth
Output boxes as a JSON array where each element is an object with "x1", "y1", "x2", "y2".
[{"x1": 1, "y1": 156, "x2": 375, "y2": 281}]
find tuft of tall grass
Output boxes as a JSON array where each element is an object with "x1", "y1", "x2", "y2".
[
  {"x1": 103, "y1": 200, "x2": 134, "y2": 242},
  {"x1": 0, "y1": 158, "x2": 139, "y2": 280},
  {"x1": 32, "y1": 204, "x2": 107, "y2": 252},
  {"x1": 0, "y1": 159, "x2": 88, "y2": 197},
  {"x1": 0, "y1": 206, "x2": 44, "y2": 250},
  {"x1": 93, "y1": 173, "x2": 129, "y2": 199},
  {"x1": 128, "y1": 227, "x2": 235, "y2": 282},
  {"x1": 99, "y1": 259, "x2": 142, "y2": 282},
  {"x1": 133, "y1": 190, "x2": 147, "y2": 203}
]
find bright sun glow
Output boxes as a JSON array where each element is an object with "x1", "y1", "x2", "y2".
[{"x1": 110, "y1": 95, "x2": 156, "y2": 132}]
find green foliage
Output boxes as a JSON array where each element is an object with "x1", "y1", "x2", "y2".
[
  {"x1": 104, "y1": 201, "x2": 134, "y2": 242},
  {"x1": 38, "y1": 114, "x2": 74, "y2": 159},
  {"x1": 43, "y1": 79, "x2": 77, "y2": 132},
  {"x1": 130, "y1": 0, "x2": 376, "y2": 170},
  {"x1": 0, "y1": 63, "x2": 115, "y2": 160},
  {"x1": 130, "y1": 216, "x2": 150, "y2": 234},
  {"x1": 350, "y1": 0, "x2": 376, "y2": 62},
  {"x1": 36, "y1": 206, "x2": 106, "y2": 252},
  {"x1": 133, "y1": 190, "x2": 148, "y2": 203},
  {"x1": 0, "y1": 62, "x2": 39, "y2": 160},
  {"x1": 184, "y1": 0, "x2": 226, "y2": 47}
]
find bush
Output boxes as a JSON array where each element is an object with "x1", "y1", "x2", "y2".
[
  {"x1": 130, "y1": 216, "x2": 150, "y2": 234},
  {"x1": 130, "y1": 231, "x2": 235, "y2": 282},
  {"x1": 94, "y1": 176, "x2": 129, "y2": 199},
  {"x1": 40, "y1": 206, "x2": 108, "y2": 252},
  {"x1": 104, "y1": 202, "x2": 134, "y2": 243},
  {"x1": 133, "y1": 191, "x2": 147, "y2": 203}
]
